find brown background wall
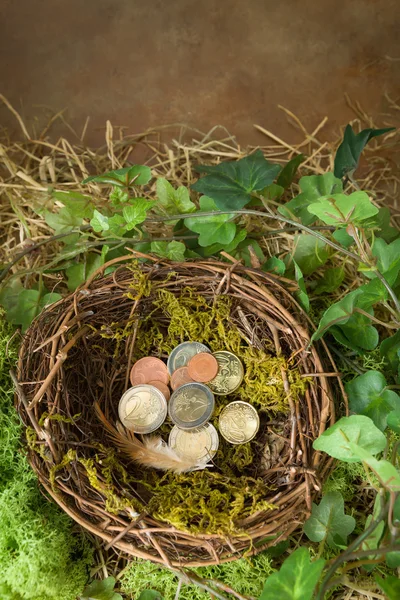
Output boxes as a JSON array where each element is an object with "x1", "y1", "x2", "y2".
[{"x1": 1, "y1": 0, "x2": 399, "y2": 145}]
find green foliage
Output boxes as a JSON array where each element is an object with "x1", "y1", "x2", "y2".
[
  {"x1": 334, "y1": 124, "x2": 395, "y2": 179},
  {"x1": 371, "y1": 237, "x2": 400, "y2": 285},
  {"x1": 303, "y1": 491, "x2": 355, "y2": 547},
  {"x1": 137, "y1": 592, "x2": 163, "y2": 600},
  {"x1": 292, "y1": 234, "x2": 329, "y2": 275},
  {"x1": 375, "y1": 575, "x2": 400, "y2": 600},
  {"x1": 66, "y1": 248, "x2": 108, "y2": 291},
  {"x1": 313, "y1": 415, "x2": 387, "y2": 462},
  {"x1": 51, "y1": 190, "x2": 94, "y2": 218},
  {"x1": 123, "y1": 199, "x2": 155, "y2": 230},
  {"x1": 278, "y1": 172, "x2": 342, "y2": 225},
  {"x1": 346, "y1": 370, "x2": 400, "y2": 431},
  {"x1": 263, "y1": 256, "x2": 286, "y2": 276},
  {"x1": 192, "y1": 150, "x2": 281, "y2": 210},
  {"x1": 44, "y1": 206, "x2": 83, "y2": 234},
  {"x1": 184, "y1": 196, "x2": 237, "y2": 246},
  {"x1": 80, "y1": 576, "x2": 122, "y2": 600},
  {"x1": 293, "y1": 261, "x2": 309, "y2": 312},
  {"x1": 259, "y1": 548, "x2": 325, "y2": 600},
  {"x1": 83, "y1": 165, "x2": 152, "y2": 186},
  {"x1": 12, "y1": 290, "x2": 62, "y2": 332},
  {"x1": 387, "y1": 409, "x2": 400, "y2": 434},
  {"x1": 150, "y1": 241, "x2": 186, "y2": 262},
  {"x1": 276, "y1": 154, "x2": 305, "y2": 188},
  {"x1": 314, "y1": 267, "x2": 344, "y2": 294},
  {"x1": 307, "y1": 191, "x2": 378, "y2": 227},
  {"x1": 380, "y1": 330, "x2": 400, "y2": 382},
  {"x1": 156, "y1": 178, "x2": 196, "y2": 223}
]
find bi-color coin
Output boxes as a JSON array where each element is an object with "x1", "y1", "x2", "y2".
[
  {"x1": 118, "y1": 384, "x2": 167, "y2": 434},
  {"x1": 168, "y1": 382, "x2": 215, "y2": 429},
  {"x1": 207, "y1": 351, "x2": 244, "y2": 395},
  {"x1": 167, "y1": 341, "x2": 211, "y2": 374},
  {"x1": 218, "y1": 401, "x2": 260, "y2": 444},
  {"x1": 169, "y1": 423, "x2": 219, "y2": 463}
]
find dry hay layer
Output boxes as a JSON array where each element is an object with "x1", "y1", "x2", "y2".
[{"x1": 15, "y1": 255, "x2": 342, "y2": 567}]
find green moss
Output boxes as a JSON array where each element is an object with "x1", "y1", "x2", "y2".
[
  {"x1": 323, "y1": 460, "x2": 366, "y2": 502},
  {"x1": 120, "y1": 551, "x2": 275, "y2": 600}
]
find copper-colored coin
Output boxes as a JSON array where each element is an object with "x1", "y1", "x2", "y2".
[
  {"x1": 148, "y1": 380, "x2": 171, "y2": 401},
  {"x1": 170, "y1": 367, "x2": 194, "y2": 391},
  {"x1": 130, "y1": 357, "x2": 169, "y2": 386},
  {"x1": 187, "y1": 352, "x2": 219, "y2": 383}
]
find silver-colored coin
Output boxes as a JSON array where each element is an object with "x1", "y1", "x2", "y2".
[
  {"x1": 168, "y1": 382, "x2": 215, "y2": 429},
  {"x1": 118, "y1": 384, "x2": 167, "y2": 434},
  {"x1": 167, "y1": 341, "x2": 211, "y2": 374},
  {"x1": 207, "y1": 351, "x2": 244, "y2": 395},
  {"x1": 218, "y1": 401, "x2": 260, "y2": 444},
  {"x1": 169, "y1": 423, "x2": 219, "y2": 463}
]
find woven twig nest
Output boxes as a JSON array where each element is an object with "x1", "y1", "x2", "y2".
[{"x1": 16, "y1": 256, "x2": 342, "y2": 567}]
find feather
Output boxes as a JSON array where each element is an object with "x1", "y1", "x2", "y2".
[{"x1": 94, "y1": 402, "x2": 209, "y2": 474}]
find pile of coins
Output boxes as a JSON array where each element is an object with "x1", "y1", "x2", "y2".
[{"x1": 118, "y1": 341, "x2": 260, "y2": 466}]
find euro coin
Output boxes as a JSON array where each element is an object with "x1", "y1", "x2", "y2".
[
  {"x1": 187, "y1": 352, "x2": 219, "y2": 383},
  {"x1": 167, "y1": 341, "x2": 211, "y2": 374},
  {"x1": 147, "y1": 380, "x2": 171, "y2": 401},
  {"x1": 170, "y1": 366, "x2": 194, "y2": 391},
  {"x1": 207, "y1": 351, "x2": 244, "y2": 395},
  {"x1": 130, "y1": 357, "x2": 169, "y2": 386},
  {"x1": 168, "y1": 382, "x2": 215, "y2": 429},
  {"x1": 118, "y1": 384, "x2": 167, "y2": 434},
  {"x1": 169, "y1": 423, "x2": 219, "y2": 463},
  {"x1": 218, "y1": 401, "x2": 260, "y2": 444}
]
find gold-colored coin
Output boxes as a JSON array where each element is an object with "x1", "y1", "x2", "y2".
[
  {"x1": 169, "y1": 423, "x2": 219, "y2": 463},
  {"x1": 169, "y1": 382, "x2": 215, "y2": 429},
  {"x1": 218, "y1": 401, "x2": 260, "y2": 444},
  {"x1": 167, "y1": 341, "x2": 211, "y2": 374},
  {"x1": 118, "y1": 384, "x2": 167, "y2": 434},
  {"x1": 207, "y1": 351, "x2": 244, "y2": 395}
]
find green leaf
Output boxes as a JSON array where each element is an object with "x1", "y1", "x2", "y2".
[
  {"x1": 107, "y1": 214, "x2": 127, "y2": 236},
  {"x1": 261, "y1": 183, "x2": 285, "y2": 200},
  {"x1": 156, "y1": 178, "x2": 196, "y2": 224},
  {"x1": 233, "y1": 239, "x2": 265, "y2": 266},
  {"x1": 278, "y1": 173, "x2": 342, "y2": 226},
  {"x1": 83, "y1": 165, "x2": 152, "y2": 187},
  {"x1": 263, "y1": 257, "x2": 286, "y2": 276},
  {"x1": 381, "y1": 330, "x2": 400, "y2": 382},
  {"x1": 292, "y1": 234, "x2": 329, "y2": 275},
  {"x1": 109, "y1": 186, "x2": 129, "y2": 206},
  {"x1": 259, "y1": 547, "x2": 325, "y2": 600},
  {"x1": 375, "y1": 575, "x2": 400, "y2": 600},
  {"x1": 363, "y1": 207, "x2": 399, "y2": 243},
  {"x1": 122, "y1": 199, "x2": 155, "y2": 230},
  {"x1": 387, "y1": 409, "x2": 400, "y2": 434},
  {"x1": 360, "y1": 495, "x2": 385, "y2": 567},
  {"x1": 294, "y1": 261, "x2": 309, "y2": 312},
  {"x1": 303, "y1": 491, "x2": 355, "y2": 547},
  {"x1": 80, "y1": 576, "x2": 122, "y2": 600},
  {"x1": 51, "y1": 190, "x2": 94, "y2": 218},
  {"x1": 66, "y1": 252, "x2": 106, "y2": 291},
  {"x1": 184, "y1": 196, "x2": 236, "y2": 247},
  {"x1": 0, "y1": 277, "x2": 23, "y2": 323},
  {"x1": 332, "y1": 228, "x2": 354, "y2": 248},
  {"x1": 14, "y1": 290, "x2": 62, "y2": 332},
  {"x1": 150, "y1": 241, "x2": 186, "y2": 262},
  {"x1": 372, "y1": 238, "x2": 400, "y2": 285},
  {"x1": 330, "y1": 310, "x2": 379, "y2": 353},
  {"x1": 386, "y1": 551, "x2": 400, "y2": 569},
  {"x1": 346, "y1": 370, "x2": 400, "y2": 431},
  {"x1": 311, "y1": 288, "x2": 362, "y2": 342},
  {"x1": 347, "y1": 444, "x2": 400, "y2": 491},
  {"x1": 137, "y1": 591, "x2": 163, "y2": 600},
  {"x1": 90, "y1": 210, "x2": 110, "y2": 233},
  {"x1": 308, "y1": 191, "x2": 378, "y2": 227},
  {"x1": 44, "y1": 207, "x2": 83, "y2": 234},
  {"x1": 203, "y1": 228, "x2": 247, "y2": 257},
  {"x1": 192, "y1": 150, "x2": 281, "y2": 210},
  {"x1": 313, "y1": 415, "x2": 387, "y2": 462},
  {"x1": 276, "y1": 154, "x2": 305, "y2": 189},
  {"x1": 334, "y1": 124, "x2": 395, "y2": 179},
  {"x1": 314, "y1": 267, "x2": 344, "y2": 294}
]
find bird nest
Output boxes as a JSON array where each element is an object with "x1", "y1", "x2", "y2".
[{"x1": 16, "y1": 255, "x2": 342, "y2": 567}]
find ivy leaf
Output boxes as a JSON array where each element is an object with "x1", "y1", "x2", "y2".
[
  {"x1": 346, "y1": 370, "x2": 400, "y2": 431},
  {"x1": 292, "y1": 234, "x2": 329, "y2": 275},
  {"x1": 137, "y1": 591, "x2": 163, "y2": 600},
  {"x1": 233, "y1": 239, "x2": 265, "y2": 267},
  {"x1": 313, "y1": 415, "x2": 387, "y2": 462},
  {"x1": 90, "y1": 210, "x2": 110, "y2": 233},
  {"x1": 360, "y1": 495, "x2": 385, "y2": 568},
  {"x1": 203, "y1": 228, "x2": 247, "y2": 257},
  {"x1": 261, "y1": 183, "x2": 284, "y2": 200},
  {"x1": 314, "y1": 267, "x2": 344, "y2": 294},
  {"x1": 375, "y1": 575, "x2": 400, "y2": 600},
  {"x1": 308, "y1": 191, "x2": 378, "y2": 227},
  {"x1": 311, "y1": 288, "x2": 362, "y2": 342},
  {"x1": 80, "y1": 576, "x2": 122, "y2": 600},
  {"x1": 122, "y1": 199, "x2": 155, "y2": 230},
  {"x1": 184, "y1": 196, "x2": 236, "y2": 247},
  {"x1": 380, "y1": 330, "x2": 400, "y2": 382},
  {"x1": 334, "y1": 124, "x2": 395, "y2": 179},
  {"x1": 66, "y1": 251, "x2": 107, "y2": 291},
  {"x1": 14, "y1": 290, "x2": 62, "y2": 332},
  {"x1": 259, "y1": 547, "x2": 325, "y2": 600},
  {"x1": 387, "y1": 409, "x2": 400, "y2": 434},
  {"x1": 332, "y1": 228, "x2": 354, "y2": 248},
  {"x1": 51, "y1": 190, "x2": 94, "y2": 219},
  {"x1": 110, "y1": 186, "x2": 129, "y2": 206},
  {"x1": 278, "y1": 173, "x2": 342, "y2": 226},
  {"x1": 192, "y1": 150, "x2": 281, "y2": 210},
  {"x1": 363, "y1": 207, "x2": 399, "y2": 243},
  {"x1": 83, "y1": 165, "x2": 152, "y2": 187},
  {"x1": 44, "y1": 207, "x2": 83, "y2": 234},
  {"x1": 150, "y1": 241, "x2": 186, "y2": 262},
  {"x1": 0, "y1": 278, "x2": 23, "y2": 323},
  {"x1": 303, "y1": 491, "x2": 355, "y2": 547},
  {"x1": 156, "y1": 178, "x2": 196, "y2": 224},
  {"x1": 372, "y1": 238, "x2": 400, "y2": 285},
  {"x1": 294, "y1": 261, "x2": 309, "y2": 312},
  {"x1": 263, "y1": 257, "x2": 286, "y2": 276},
  {"x1": 276, "y1": 154, "x2": 305, "y2": 189},
  {"x1": 107, "y1": 214, "x2": 127, "y2": 236},
  {"x1": 330, "y1": 310, "x2": 379, "y2": 353},
  {"x1": 347, "y1": 444, "x2": 400, "y2": 491}
]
